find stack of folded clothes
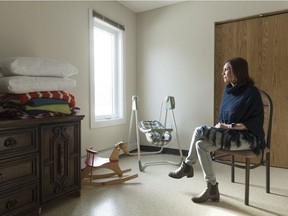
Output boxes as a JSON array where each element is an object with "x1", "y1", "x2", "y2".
[{"x1": 0, "y1": 57, "x2": 80, "y2": 119}]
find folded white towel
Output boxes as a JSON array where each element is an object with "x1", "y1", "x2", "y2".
[{"x1": 0, "y1": 76, "x2": 76, "y2": 94}]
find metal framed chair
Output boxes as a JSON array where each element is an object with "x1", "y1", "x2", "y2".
[{"x1": 212, "y1": 90, "x2": 273, "y2": 205}]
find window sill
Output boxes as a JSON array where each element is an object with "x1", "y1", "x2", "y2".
[{"x1": 90, "y1": 118, "x2": 126, "y2": 129}]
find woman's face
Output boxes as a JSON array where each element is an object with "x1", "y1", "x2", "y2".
[{"x1": 222, "y1": 62, "x2": 237, "y2": 85}]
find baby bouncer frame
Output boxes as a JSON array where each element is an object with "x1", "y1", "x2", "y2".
[{"x1": 128, "y1": 95, "x2": 184, "y2": 171}]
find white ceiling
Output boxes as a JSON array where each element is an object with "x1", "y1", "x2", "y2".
[{"x1": 119, "y1": 1, "x2": 186, "y2": 13}]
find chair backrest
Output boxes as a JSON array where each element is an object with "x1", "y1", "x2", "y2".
[{"x1": 260, "y1": 90, "x2": 273, "y2": 149}]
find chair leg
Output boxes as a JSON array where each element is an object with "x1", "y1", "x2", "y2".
[
  {"x1": 266, "y1": 152, "x2": 270, "y2": 193},
  {"x1": 245, "y1": 158, "x2": 250, "y2": 205},
  {"x1": 231, "y1": 155, "x2": 235, "y2": 182}
]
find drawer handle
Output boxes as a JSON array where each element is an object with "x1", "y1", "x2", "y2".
[
  {"x1": 6, "y1": 198, "x2": 18, "y2": 210},
  {"x1": 4, "y1": 137, "x2": 17, "y2": 148},
  {"x1": 0, "y1": 173, "x2": 4, "y2": 178}
]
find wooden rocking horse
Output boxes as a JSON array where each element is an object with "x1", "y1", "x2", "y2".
[{"x1": 81, "y1": 141, "x2": 138, "y2": 186}]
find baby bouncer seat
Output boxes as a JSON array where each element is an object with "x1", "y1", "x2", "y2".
[{"x1": 128, "y1": 95, "x2": 184, "y2": 171}]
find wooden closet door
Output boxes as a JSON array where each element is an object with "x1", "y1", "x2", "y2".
[{"x1": 214, "y1": 11, "x2": 288, "y2": 168}]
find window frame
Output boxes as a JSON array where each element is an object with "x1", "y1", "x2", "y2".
[{"x1": 89, "y1": 9, "x2": 126, "y2": 128}]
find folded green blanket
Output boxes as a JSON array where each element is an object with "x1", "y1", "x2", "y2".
[{"x1": 22, "y1": 104, "x2": 71, "y2": 114}]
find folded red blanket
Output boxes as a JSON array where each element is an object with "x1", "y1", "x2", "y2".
[{"x1": 0, "y1": 91, "x2": 76, "y2": 107}]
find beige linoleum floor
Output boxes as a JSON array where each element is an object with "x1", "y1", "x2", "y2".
[{"x1": 41, "y1": 154, "x2": 288, "y2": 216}]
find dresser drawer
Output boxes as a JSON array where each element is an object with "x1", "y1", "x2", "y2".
[
  {"x1": 0, "y1": 154, "x2": 39, "y2": 189},
  {"x1": 0, "y1": 128, "x2": 38, "y2": 157},
  {"x1": 0, "y1": 182, "x2": 39, "y2": 216}
]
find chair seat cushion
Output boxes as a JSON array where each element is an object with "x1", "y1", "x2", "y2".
[
  {"x1": 138, "y1": 120, "x2": 173, "y2": 146},
  {"x1": 216, "y1": 147, "x2": 270, "y2": 158}
]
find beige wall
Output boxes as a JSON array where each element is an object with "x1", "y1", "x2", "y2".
[
  {"x1": 136, "y1": 1, "x2": 288, "y2": 150},
  {"x1": 1, "y1": 1, "x2": 288, "y2": 158},
  {"x1": 0, "y1": 1, "x2": 137, "y2": 156}
]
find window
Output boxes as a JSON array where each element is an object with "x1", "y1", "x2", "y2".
[{"x1": 89, "y1": 10, "x2": 126, "y2": 128}]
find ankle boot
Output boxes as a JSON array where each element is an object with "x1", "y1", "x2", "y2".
[
  {"x1": 168, "y1": 161, "x2": 194, "y2": 179},
  {"x1": 192, "y1": 182, "x2": 220, "y2": 203}
]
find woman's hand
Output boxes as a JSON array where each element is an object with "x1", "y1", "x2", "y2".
[
  {"x1": 214, "y1": 123, "x2": 247, "y2": 130},
  {"x1": 214, "y1": 123, "x2": 230, "y2": 129}
]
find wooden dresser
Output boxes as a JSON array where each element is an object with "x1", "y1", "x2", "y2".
[{"x1": 0, "y1": 115, "x2": 84, "y2": 216}]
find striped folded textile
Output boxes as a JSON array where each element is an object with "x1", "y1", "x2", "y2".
[{"x1": 0, "y1": 91, "x2": 76, "y2": 107}]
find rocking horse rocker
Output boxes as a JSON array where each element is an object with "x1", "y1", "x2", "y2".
[{"x1": 81, "y1": 141, "x2": 138, "y2": 186}]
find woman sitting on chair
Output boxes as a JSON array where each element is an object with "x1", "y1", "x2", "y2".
[{"x1": 168, "y1": 57, "x2": 265, "y2": 203}]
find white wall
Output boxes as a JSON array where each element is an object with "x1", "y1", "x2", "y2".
[
  {"x1": 136, "y1": 1, "x2": 288, "y2": 150},
  {"x1": 1, "y1": 1, "x2": 288, "y2": 157},
  {"x1": 0, "y1": 1, "x2": 137, "y2": 156}
]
